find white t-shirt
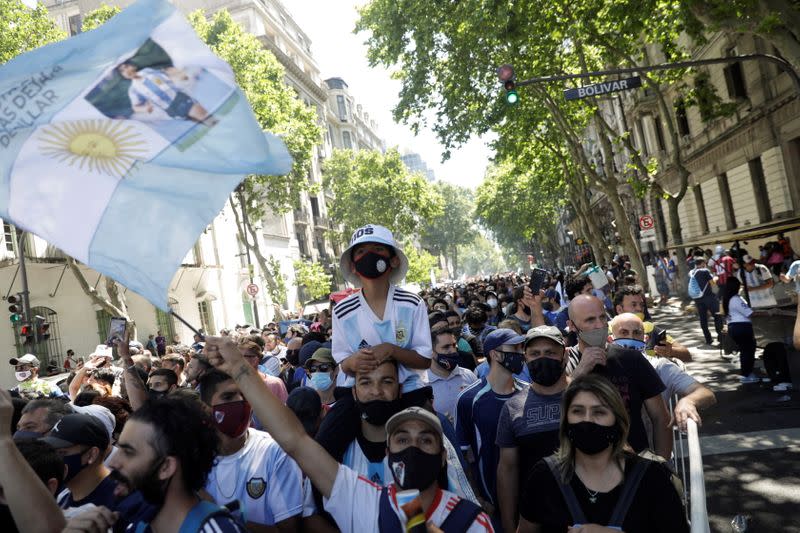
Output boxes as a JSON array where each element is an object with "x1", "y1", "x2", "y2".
[
  {"x1": 736, "y1": 265, "x2": 776, "y2": 308},
  {"x1": 332, "y1": 285, "x2": 432, "y2": 391},
  {"x1": 322, "y1": 464, "x2": 493, "y2": 533},
  {"x1": 205, "y1": 429, "x2": 303, "y2": 526},
  {"x1": 426, "y1": 366, "x2": 478, "y2": 424}
]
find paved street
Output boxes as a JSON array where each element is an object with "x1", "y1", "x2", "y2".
[{"x1": 650, "y1": 301, "x2": 800, "y2": 533}]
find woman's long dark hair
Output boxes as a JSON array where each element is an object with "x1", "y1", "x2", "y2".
[{"x1": 723, "y1": 277, "x2": 741, "y2": 316}]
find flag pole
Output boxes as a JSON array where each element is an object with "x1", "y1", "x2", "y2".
[{"x1": 169, "y1": 309, "x2": 204, "y2": 340}]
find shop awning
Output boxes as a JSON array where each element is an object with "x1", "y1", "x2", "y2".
[{"x1": 668, "y1": 216, "x2": 800, "y2": 250}]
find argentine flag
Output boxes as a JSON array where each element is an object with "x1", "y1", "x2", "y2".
[{"x1": 0, "y1": 0, "x2": 292, "y2": 310}]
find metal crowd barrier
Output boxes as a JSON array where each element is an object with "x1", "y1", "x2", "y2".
[{"x1": 670, "y1": 396, "x2": 711, "y2": 533}]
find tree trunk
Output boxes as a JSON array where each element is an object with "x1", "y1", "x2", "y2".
[
  {"x1": 229, "y1": 196, "x2": 286, "y2": 321},
  {"x1": 67, "y1": 258, "x2": 138, "y2": 340}
]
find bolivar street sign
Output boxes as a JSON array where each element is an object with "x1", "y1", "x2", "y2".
[{"x1": 564, "y1": 76, "x2": 642, "y2": 100}]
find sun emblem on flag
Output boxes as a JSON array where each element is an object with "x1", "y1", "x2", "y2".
[{"x1": 39, "y1": 120, "x2": 148, "y2": 177}]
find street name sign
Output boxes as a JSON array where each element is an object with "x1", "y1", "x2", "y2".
[{"x1": 564, "y1": 76, "x2": 642, "y2": 101}]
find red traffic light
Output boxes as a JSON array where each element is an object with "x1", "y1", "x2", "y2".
[
  {"x1": 20, "y1": 325, "x2": 32, "y2": 336},
  {"x1": 497, "y1": 64, "x2": 515, "y2": 82},
  {"x1": 504, "y1": 79, "x2": 516, "y2": 91}
]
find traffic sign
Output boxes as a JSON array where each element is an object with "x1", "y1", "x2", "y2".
[
  {"x1": 246, "y1": 283, "x2": 259, "y2": 297},
  {"x1": 564, "y1": 76, "x2": 641, "y2": 101},
  {"x1": 640, "y1": 228, "x2": 656, "y2": 238},
  {"x1": 639, "y1": 215, "x2": 655, "y2": 230}
]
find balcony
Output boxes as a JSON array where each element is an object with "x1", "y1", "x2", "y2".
[
  {"x1": 293, "y1": 208, "x2": 310, "y2": 225},
  {"x1": 313, "y1": 215, "x2": 329, "y2": 229}
]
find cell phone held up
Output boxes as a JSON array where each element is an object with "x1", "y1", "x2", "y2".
[
  {"x1": 529, "y1": 268, "x2": 548, "y2": 295},
  {"x1": 107, "y1": 317, "x2": 127, "y2": 346}
]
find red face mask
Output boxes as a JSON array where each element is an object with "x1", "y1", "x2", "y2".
[{"x1": 212, "y1": 400, "x2": 252, "y2": 438}]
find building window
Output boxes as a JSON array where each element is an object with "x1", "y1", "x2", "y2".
[
  {"x1": 654, "y1": 116, "x2": 666, "y2": 152},
  {"x1": 724, "y1": 62, "x2": 748, "y2": 100},
  {"x1": 310, "y1": 197, "x2": 320, "y2": 217},
  {"x1": 337, "y1": 95, "x2": 347, "y2": 121},
  {"x1": 693, "y1": 185, "x2": 709, "y2": 234},
  {"x1": 342, "y1": 131, "x2": 353, "y2": 149},
  {"x1": 155, "y1": 308, "x2": 176, "y2": 344},
  {"x1": 748, "y1": 156, "x2": 771, "y2": 222},
  {"x1": 675, "y1": 99, "x2": 690, "y2": 137},
  {"x1": 68, "y1": 14, "x2": 82, "y2": 36},
  {"x1": 95, "y1": 310, "x2": 112, "y2": 345},
  {"x1": 717, "y1": 173, "x2": 737, "y2": 230},
  {"x1": 197, "y1": 301, "x2": 216, "y2": 336},
  {"x1": 3, "y1": 223, "x2": 16, "y2": 253}
]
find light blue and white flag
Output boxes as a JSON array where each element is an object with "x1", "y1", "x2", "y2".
[{"x1": 0, "y1": 0, "x2": 292, "y2": 310}]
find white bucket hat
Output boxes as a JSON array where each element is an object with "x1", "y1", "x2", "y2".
[{"x1": 339, "y1": 224, "x2": 408, "y2": 286}]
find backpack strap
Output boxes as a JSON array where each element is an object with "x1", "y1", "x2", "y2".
[
  {"x1": 544, "y1": 455, "x2": 587, "y2": 525},
  {"x1": 607, "y1": 457, "x2": 650, "y2": 528},
  {"x1": 377, "y1": 486, "x2": 404, "y2": 533},
  {"x1": 178, "y1": 500, "x2": 232, "y2": 533},
  {"x1": 439, "y1": 497, "x2": 483, "y2": 533}
]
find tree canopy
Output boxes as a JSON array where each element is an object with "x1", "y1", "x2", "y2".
[
  {"x1": 419, "y1": 182, "x2": 477, "y2": 277},
  {"x1": 0, "y1": 0, "x2": 64, "y2": 65},
  {"x1": 323, "y1": 148, "x2": 443, "y2": 239}
]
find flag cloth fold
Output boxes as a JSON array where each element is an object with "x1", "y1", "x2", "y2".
[{"x1": 0, "y1": 0, "x2": 292, "y2": 310}]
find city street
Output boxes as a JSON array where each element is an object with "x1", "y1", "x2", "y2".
[{"x1": 650, "y1": 301, "x2": 800, "y2": 533}]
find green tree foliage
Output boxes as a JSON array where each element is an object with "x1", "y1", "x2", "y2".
[
  {"x1": 403, "y1": 243, "x2": 440, "y2": 285},
  {"x1": 293, "y1": 259, "x2": 332, "y2": 302},
  {"x1": 419, "y1": 182, "x2": 476, "y2": 277},
  {"x1": 323, "y1": 148, "x2": 443, "y2": 239},
  {"x1": 0, "y1": 0, "x2": 64, "y2": 65},
  {"x1": 80, "y1": 4, "x2": 120, "y2": 31},
  {"x1": 459, "y1": 233, "x2": 508, "y2": 277}
]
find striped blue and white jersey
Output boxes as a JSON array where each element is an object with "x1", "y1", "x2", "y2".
[{"x1": 332, "y1": 285, "x2": 431, "y2": 390}]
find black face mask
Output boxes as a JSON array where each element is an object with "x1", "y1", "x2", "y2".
[
  {"x1": 566, "y1": 421, "x2": 621, "y2": 455},
  {"x1": 355, "y1": 398, "x2": 403, "y2": 426},
  {"x1": 388, "y1": 446, "x2": 443, "y2": 491},
  {"x1": 497, "y1": 351, "x2": 524, "y2": 374},
  {"x1": 435, "y1": 352, "x2": 460, "y2": 372},
  {"x1": 285, "y1": 349, "x2": 300, "y2": 366},
  {"x1": 354, "y1": 251, "x2": 392, "y2": 279},
  {"x1": 148, "y1": 389, "x2": 168, "y2": 401},
  {"x1": 527, "y1": 357, "x2": 564, "y2": 387}
]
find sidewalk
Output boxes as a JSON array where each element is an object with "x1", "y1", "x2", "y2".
[{"x1": 650, "y1": 300, "x2": 800, "y2": 532}]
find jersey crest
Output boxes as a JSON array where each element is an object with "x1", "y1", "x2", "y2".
[{"x1": 246, "y1": 477, "x2": 266, "y2": 499}]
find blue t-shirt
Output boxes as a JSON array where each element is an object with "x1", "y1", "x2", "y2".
[{"x1": 454, "y1": 377, "x2": 526, "y2": 505}]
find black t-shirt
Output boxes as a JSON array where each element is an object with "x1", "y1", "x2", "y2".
[
  {"x1": 519, "y1": 455, "x2": 689, "y2": 533},
  {"x1": 58, "y1": 474, "x2": 119, "y2": 509},
  {"x1": 691, "y1": 268, "x2": 713, "y2": 297},
  {"x1": 566, "y1": 345, "x2": 665, "y2": 452}
]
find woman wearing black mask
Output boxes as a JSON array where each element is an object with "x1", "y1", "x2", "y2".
[{"x1": 516, "y1": 375, "x2": 688, "y2": 533}]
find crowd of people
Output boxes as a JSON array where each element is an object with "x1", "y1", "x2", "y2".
[{"x1": 5, "y1": 222, "x2": 800, "y2": 532}]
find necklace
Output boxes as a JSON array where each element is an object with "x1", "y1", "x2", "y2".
[{"x1": 586, "y1": 487, "x2": 600, "y2": 504}]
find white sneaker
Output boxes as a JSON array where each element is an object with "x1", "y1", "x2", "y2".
[
  {"x1": 773, "y1": 383, "x2": 793, "y2": 392},
  {"x1": 761, "y1": 376, "x2": 771, "y2": 383},
  {"x1": 740, "y1": 374, "x2": 760, "y2": 384}
]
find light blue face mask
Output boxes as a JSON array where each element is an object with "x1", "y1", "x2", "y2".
[
  {"x1": 612, "y1": 338, "x2": 646, "y2": 351},
  {"x1": 309, "y1": 371, "x2": 333, "y2": 391}
]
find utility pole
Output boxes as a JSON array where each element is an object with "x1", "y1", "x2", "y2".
[
  {"x1": 236, "y1": 188, "x2": 261, "y2": 328},
  {"x1": 16, "y1": 230, "x2": 36, "y2": 356}
]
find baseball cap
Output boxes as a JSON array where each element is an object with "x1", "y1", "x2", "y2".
[
  {"x1": 41, "y1": 413, "x2": 110, "y2": 450},
  {"x1": 482, "y1": 328, "x2": 526, "y2": 354},
  {"x1": 298, "y1": 340, "x2": 323, "y2": 366},
  {"x1": 524, "y1": 325, "x2": 566, "y2": 347},
  {"x1": 743, "y1": 254, "x2": 756, "y2": 264},
  {"x1": 9, "y1": 353, "x2": 40, "y2": 367},
  {"x1": 71, "y1": 404, "x2": 116, "y2": 442},
  {"x1": 339, "y1": 224, "x2": 408, "y2": 286},
  {"x1": 90, "y1": 344, "x2": 113, "y2": 359},
  {"x1": 385, "y1": 406, "x2": 443, "y2": 439},
  {"x1": 286, "y1": 387, "x2": 322, "y2": 436},
  {"x1": 305, "y1": 348, "x2": 335, "y2": 368}
]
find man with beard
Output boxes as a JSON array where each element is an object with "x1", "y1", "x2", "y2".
[
  {"x1": 199, "y1": 370, "x2": 303, "y2": 530},
  {"x1": 63, "y1": 396, "x2": 244, "y2": 533},
  {"x1": 203, "y1": 336, "x2": 493, "y2": 532}
]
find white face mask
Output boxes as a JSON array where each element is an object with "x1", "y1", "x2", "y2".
[{"x1": 15, "y1": 370, "x2": 32, "y2": 382}]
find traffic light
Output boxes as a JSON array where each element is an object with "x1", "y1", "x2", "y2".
[
  {"x1": 497, "y1": 64, "x2": 519, "y2": 105},
  {"x1": 34, "y1": 315, "x2": 50, "y2": 342},
  {"x1": 8, "y1": 293, "x2": 24, "y2": 323},
  {"x1": 20, "y1": 323, "x2": 34, "y2": 346}
]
